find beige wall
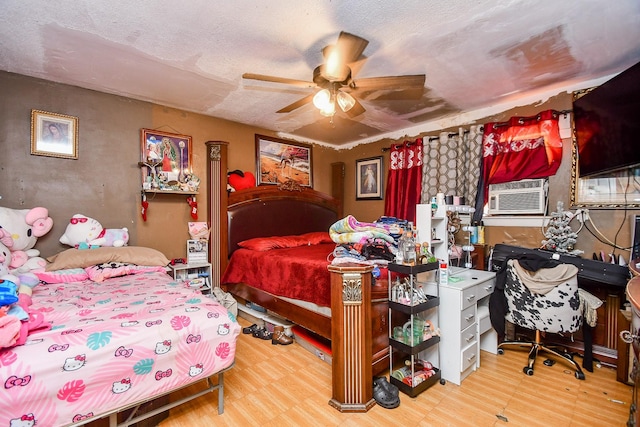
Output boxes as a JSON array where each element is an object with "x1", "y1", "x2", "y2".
[
  {"x1": 2, "y1": 71, "x2": 637, "y2": 262},
  {"x1": 0, "y1": 71, "x2": 341, "y2": 259}
]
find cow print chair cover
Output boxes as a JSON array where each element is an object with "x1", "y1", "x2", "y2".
[{"x1": 504, "y1": 260, "x2": 582, "y2": 334}]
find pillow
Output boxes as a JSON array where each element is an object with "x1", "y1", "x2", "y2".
[
  {"x1": 35, "y1": 268, "x2": 89, "y2": 284},
  {"x1": 46, "y1": 246, "x2": 170, "y2": 271},
  {"x1": 299, "y1": 231, "x2": 333, "y2": 245},
  {"x1": 238, "y1": 232, "x2": 333, "y2": 251},
  {"x1": 84, "y1": 263, "x2": 167, "y2": 282}
]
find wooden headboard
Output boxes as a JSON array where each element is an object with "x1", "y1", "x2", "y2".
[{"x1": 225, "y1": 186, "x2": 341, "y2": 258}]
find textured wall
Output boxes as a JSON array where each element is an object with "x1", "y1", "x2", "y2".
[{"x1": 0, "y1": 71, "x2": 338, "y2": 259}]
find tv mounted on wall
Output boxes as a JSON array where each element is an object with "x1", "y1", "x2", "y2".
[{"x1": 573, "y1": 61, "x2": 640, "y2": 178}]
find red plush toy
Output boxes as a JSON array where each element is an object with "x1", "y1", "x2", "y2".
[{"x1": 228, "y1": 170, "x2": 256, "y2": 191}]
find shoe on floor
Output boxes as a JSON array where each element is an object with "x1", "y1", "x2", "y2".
[
  {"x1": 252, "y1": 327, "x2": 272, "y2": 340},
  {"x1": 373, "y1": 376, "x2": 400, "y2": 409},
  {"x1": 242, "y1": 324, "x2": 259, "y2": 335},
  {"x1": 374, "y1": 376, "x2": 399, "y2": 397},
  {"x1": 272, "y1": 326, "x2": 294, "y2": 345}
]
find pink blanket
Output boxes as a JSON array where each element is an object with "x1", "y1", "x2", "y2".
[{"x1": 0, "y1": 270, "x2": 240, "y2": 426}]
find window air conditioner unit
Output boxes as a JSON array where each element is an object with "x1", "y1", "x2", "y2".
[{"x1": 487, "y1": 179, "x2": 547, "y2": 215}]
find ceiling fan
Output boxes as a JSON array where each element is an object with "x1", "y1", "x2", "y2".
[{"x1": 242, "y1": 31, "x2": 426, "y2": 119}]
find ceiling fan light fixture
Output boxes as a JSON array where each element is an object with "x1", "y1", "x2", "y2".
[
  {"x1": 336, "y1": 91, "x2": 356, "y2": 112},
  {"x1": 320, "y1": 101, "x2": 336, "y2": 117},
  {"x1": 313, "y1": 88, "x2": 331, "y2": 110}
]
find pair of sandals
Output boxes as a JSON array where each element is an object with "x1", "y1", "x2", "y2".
[
  {"x1": 373, "y1": 376, "x2": 400, "y2": 409},
  {"x1": 242, "y1": 323, "x2": 272, "y2": 340}
]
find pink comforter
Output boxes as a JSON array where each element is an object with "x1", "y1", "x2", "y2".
[{"x1": 0, "y1": 270, "x2": 240, "y2": 426}]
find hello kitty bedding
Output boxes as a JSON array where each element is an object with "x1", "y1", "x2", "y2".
[{"x1": 0, "y1": 263, "x2": 240, "y2": 427}]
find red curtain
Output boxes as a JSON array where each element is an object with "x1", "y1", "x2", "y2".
[
  {"x1": 473, "y1": 110, "x2": 563, "y2": 222},
  {"x1": 384, "y1": 139, "x2": 423, "y2": 223}
]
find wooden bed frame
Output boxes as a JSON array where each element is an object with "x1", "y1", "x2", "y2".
[{"x1": 221, "y1": 185, "x2": 389, "y2": 411}]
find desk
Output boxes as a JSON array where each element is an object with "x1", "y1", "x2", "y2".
[{"x1": 491, "y1": 244, "x2": 631, "y2": 366}]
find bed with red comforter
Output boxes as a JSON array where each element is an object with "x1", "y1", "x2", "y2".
[{"x1": 220, "y1": 186, "x2": 389, "y2": 381}]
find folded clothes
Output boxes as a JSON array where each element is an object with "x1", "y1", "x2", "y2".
[{"x1": 329, "y1": 215, "x2": 395, "y2": 245}]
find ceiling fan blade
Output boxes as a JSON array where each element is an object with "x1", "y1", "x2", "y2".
[
  {"x1": 242, "y1": 73, "x2": 316, "y2": 89},
  {"x1": 345, "y1": 97, "x2": 366, "y2": 118},
  {"x1": 335, "y1": 31, "x2": 369, "y2": 64},
  {"x1": 351, "y1": 74, "x2": 426, "y2": 90},
  {"x1": 276, "y1": 93, "x2": 315, "y2": 113},
  {"x1": 347, "y1": 56, "x2": 367, "y2": 79}
]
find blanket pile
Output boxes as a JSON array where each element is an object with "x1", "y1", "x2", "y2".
[{"x1": 329, "y1": 215, "x2": 396, "y2": 265}]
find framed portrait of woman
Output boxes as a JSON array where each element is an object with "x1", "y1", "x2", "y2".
[
  {"x1": 30, "y1": 110, "x2": 79, "y2": 159},
  {"x1": 140, "y1": 129, "x2": 192, "y2": 191},
  {"x1": 356, "y1": 156, "x2": 383, "y2": 200}
]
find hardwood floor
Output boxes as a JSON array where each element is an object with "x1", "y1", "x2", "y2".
[{"x1": 159, "y1": 318, "x2": 633, "y2": 426}]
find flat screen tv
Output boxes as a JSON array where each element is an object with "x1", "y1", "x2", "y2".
[{"x1": 573, "y1": 61, "x2": 640, "y2": 177}]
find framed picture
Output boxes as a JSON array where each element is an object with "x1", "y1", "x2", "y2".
[
  {"x1": 255, "y1": 134, "x2": 312, "y2": 187},
  {"x1": 30, "y1": 110, "x2": 79, "y2": 159},
  {"x1": 356, "y1": 156, "x2": 384, "y2": 200},
  {"x1": 187, "y1": 239, "x2": 208, "y2": 264},
  {"x1": 141, "y1": 129, "x2": 192, "y2": 188}
]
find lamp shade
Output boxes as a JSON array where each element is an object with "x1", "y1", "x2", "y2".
[
  {"x1": 320, "y1": 101, "x2": 336, "y2": 117},
  {"x1": 313, "y1": 89, "x2": 331, "y2": 110},
  {"x1": 336, "y1": 91, "x2": 356, "y2": 112}
]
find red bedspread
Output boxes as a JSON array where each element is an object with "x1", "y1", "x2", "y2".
[{"x1": 220, "y1": 243, "x2": 335, "y2": 307}]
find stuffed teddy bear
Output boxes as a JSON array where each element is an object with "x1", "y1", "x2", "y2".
[
  {"x1": 59, "y1": 214, "x2": 129, "y2": 248},
  {"x1": 0, "y1": 206, "x2": 53, "y2": 273}
]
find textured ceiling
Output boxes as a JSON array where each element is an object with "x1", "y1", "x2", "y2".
[{"x1": 2, "y1": 0, "x2": 640, "y2": 148}]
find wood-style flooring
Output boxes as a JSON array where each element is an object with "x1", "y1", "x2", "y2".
[{"x1": 159, "y1": 318, "x2": 633, "y2": 426}]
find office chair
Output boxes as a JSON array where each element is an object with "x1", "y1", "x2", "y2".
[{"x1": 497, "y1": 259, "x2": 586, "y2": 380}]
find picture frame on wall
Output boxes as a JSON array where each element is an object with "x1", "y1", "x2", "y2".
[
  {"x1": 255, "y1": 134, "x2": 312, "y2": 187},
  {"x1": 30, "y1": 109, "x2": 79, "y2": 159},
  {"x1": 141, "y1": 129, "x2": 192, "y2": 188},
  {"x1": 356, "y1": 156, "x2": 384, "y2": 200}
]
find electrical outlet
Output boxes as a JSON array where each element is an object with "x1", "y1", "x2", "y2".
[{"x1": 577, "y1": 209, "x2": 590, "y2": 223}]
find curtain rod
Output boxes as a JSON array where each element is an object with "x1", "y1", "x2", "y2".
[{"x1": 493, "y1": 109, "x2": 572, "y2": 128}]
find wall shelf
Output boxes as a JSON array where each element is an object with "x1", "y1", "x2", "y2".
[{"x1": 143, "y1": 189, "x2": 198, "y2": 195}]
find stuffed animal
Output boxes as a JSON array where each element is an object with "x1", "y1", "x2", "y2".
[
  {"x1": 0, "y1": 207, "x2": 53, "y2": 272},
  {"x1": 228, "y1": 170, "x2": 256, "y2": 192},
  {"x1": 59, "y1": 214, "x2": 129, "y2": 248},
  {"x1": 0, "y1": 232, "x2": 22, "y2": 348}
]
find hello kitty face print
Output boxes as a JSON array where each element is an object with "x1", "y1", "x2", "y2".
[
  {"x1": 112, "y1": 378, "x2": 131, "y2": 394},
  {"x1": 10, "y1": 414, "x2": 36, "y2": 427},
  {"x1": 155, "y1": 340, "x2": 171, "y2": 354},
  {"x1": 189, "y1": 363, "x2": 204, "y2": 377},
  {"x1": 63, "y1": 354, "x2": 86, "y2": 372},
  {"x1": 217, "y1": 323, "x2": 230, "y2": 335}
]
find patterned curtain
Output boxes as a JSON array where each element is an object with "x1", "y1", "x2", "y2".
[
  {"x1": 420, "y1": 126, "x2": 483, "y2": 205},
  {"x1": 472, "y1": 110, "x2": 563, "y2": 223},
  {"x1": 384, "y1": 139, "x2": 423, "y2": 223}
]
